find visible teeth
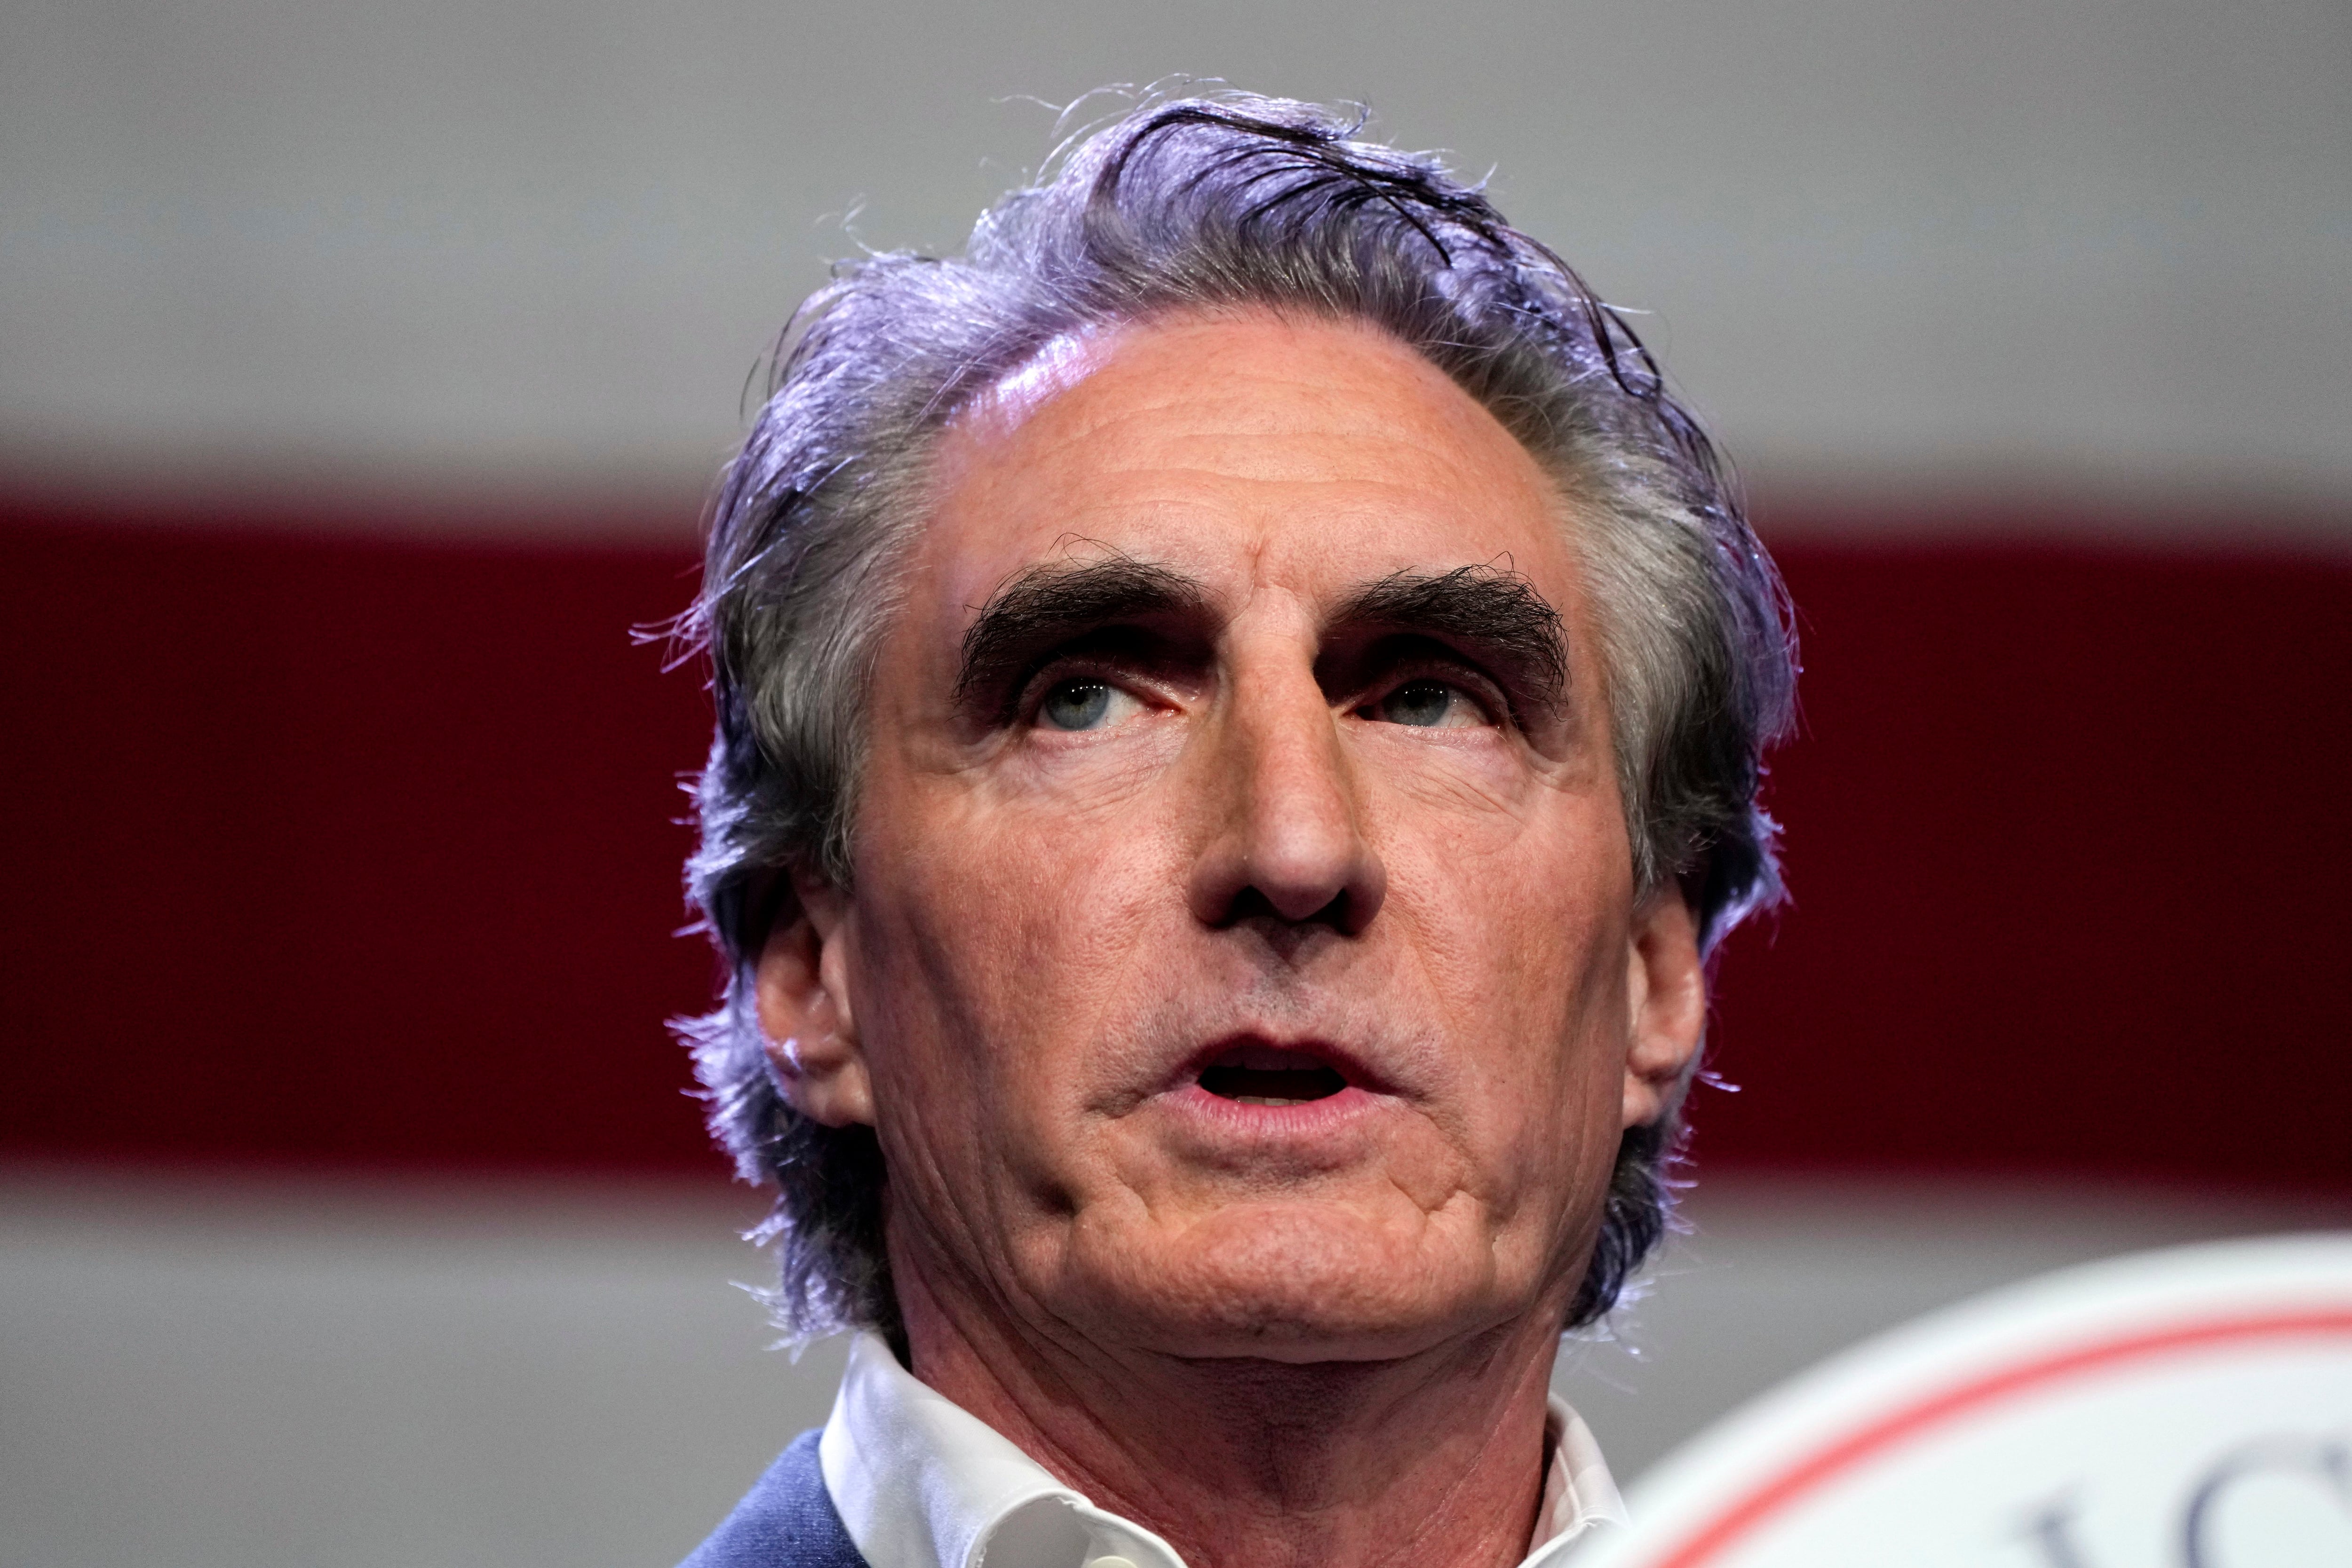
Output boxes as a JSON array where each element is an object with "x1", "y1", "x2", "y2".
[{"x1": 1232, "y1": 1095, "x2": 1306, "y2": 1107}]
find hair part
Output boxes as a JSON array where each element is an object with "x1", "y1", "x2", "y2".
[{"x1": 677, "y1": 90, "x2": 1796, "y2": 1344}]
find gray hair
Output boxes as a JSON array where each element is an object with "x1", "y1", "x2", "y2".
[{"x1": 676, "y1": 92, "x2": 1796, "y2": 1344}]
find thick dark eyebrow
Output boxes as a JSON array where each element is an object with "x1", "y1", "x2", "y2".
[
  {"x1": 1331, "y1": 565, "x2": 1569, "y2": 713},
  {"x1": 954, "y1": 557, "x2": 1209, "y2": 713}
]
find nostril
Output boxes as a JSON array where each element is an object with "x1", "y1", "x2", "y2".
[{"x1": 1209, "y1": 887, "x2": 1362, "y2": 947}]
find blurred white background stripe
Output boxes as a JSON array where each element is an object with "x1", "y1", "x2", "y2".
[
  {"x1": 3, "y1": 0, "x2": 2347, "y2": 521},
  {"x1": 6, "y1": 1166, "x2": 2345, "y2": 1568}
]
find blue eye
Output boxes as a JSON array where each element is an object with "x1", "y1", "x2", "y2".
[
  {"x1": 1379, "y1": 680, "x2": 1466, "y2": 727},
  {"x1": 1040, "y1": 679, "x2": 1114, "y2": 730}
]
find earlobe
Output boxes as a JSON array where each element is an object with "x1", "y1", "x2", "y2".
[
  {"x1": 1621, "y1": 890, "x2": 1707, "y2": 1132},
  {"x1": 753, "y1": 874, "x2": 875, "y2": 1129}
]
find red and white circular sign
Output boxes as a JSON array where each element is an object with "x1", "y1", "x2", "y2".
[{"x1": 1581, "y1": 1235, "x2": 2352, "y2": 1568}]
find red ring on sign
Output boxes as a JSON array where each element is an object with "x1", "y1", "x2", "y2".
[{"x1": 1653, "y1": 1308, "x2": 2352, "y2": 1568}]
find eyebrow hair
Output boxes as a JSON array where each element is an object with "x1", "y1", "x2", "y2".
[
  {"x1": 1333, "y1": 565, "x2": 1569, "y2": 712},
  {"x1": 953, "y1": 556, "x2": 1568, "y2": 722},
  {"x1": 954, "y1": 556, "x2": 1209, "y2": 711}
]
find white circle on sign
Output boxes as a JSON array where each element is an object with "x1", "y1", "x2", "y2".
[{"x1": 1576, "y1": 1234, "x2": 2352, "y2": 1568}]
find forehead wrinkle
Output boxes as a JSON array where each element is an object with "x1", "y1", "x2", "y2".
[
  {"x1": 922, "y1": 310, "x2": 1590, "y2": 695},
  {"x1": 1015, "y1": 393, "x2": 1524, "y2": 499},
  {"x1": 941, "y1": 418, "x2": 1548, "y2": 564},
  {"x1": 949, "y1": 314, "x2": 1542, "y2": 500}
]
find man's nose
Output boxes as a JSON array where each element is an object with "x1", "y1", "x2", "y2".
[{"x1": 1184, "y1": 660, "x2": 1387, "y2": 935}]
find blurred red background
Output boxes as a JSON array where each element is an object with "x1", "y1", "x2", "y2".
[{"x1": 6, "y1": 495, "x2": 2347, "y2": 1191}]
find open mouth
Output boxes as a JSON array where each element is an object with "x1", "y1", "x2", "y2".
[{"x1": 1196, "y1": 1043, "x2": 1350, "y2": 1107}]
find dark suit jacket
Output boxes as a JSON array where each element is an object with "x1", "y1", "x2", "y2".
[{"x1": 680, "y1": 1430, "x2": 871, "y2": 1568}]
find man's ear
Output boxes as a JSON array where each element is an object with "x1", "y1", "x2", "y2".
[
  {"x1": 1622, "y1": 888, "x2": 1707, "y2": 1132},
  {"x1": 754, "y1": 872, "x2": 874, "y2": 1128}
]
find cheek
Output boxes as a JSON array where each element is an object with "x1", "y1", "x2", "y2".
[
  {"x1": 846, "y1": 766, "x2": 1183, "y2": 1159},
  {"x1": 1370, "y1": 745, "x2": 1629, "y2": 1012},
  {"x1": 1372, "y1": 787, "x2": 1635, "y2": 1191}
]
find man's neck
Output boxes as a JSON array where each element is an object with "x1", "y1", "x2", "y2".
[{"x1": 894, "y1": 1263, "x2": 1566, "y2": 1568}]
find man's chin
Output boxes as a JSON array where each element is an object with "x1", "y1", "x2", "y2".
[{"x1": 1051, "y1": 1203, "x2": 1536, "y2": 1364}]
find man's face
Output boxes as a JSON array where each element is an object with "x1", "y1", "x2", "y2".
[{"x1": 763, "y1": 311, "x2": 1704, "y2": 1364}]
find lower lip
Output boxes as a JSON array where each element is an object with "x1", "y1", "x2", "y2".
[{"x1": 1160, "y1": 1080, "x2": 1385, "y2": 1136}]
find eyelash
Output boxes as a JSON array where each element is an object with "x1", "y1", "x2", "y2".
[
  {"x1": 1014, "y1": 657, "x2": 1160, "y2": 727},
  {"x1": 1010, "y1": 652, "x2": 1514, "y2": 733},
  {"x1": 1356, "y1": 657, "x2": 1511, "y2": 727}
]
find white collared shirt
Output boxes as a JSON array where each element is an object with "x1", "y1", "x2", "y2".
[{"x1": 817, "y1": 1332, "x2": 1628, "y2": 1568}]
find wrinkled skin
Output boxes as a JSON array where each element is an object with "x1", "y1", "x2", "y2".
[{"x1": 756, "y1": 312, "x2": 1707, "y2": 1568}]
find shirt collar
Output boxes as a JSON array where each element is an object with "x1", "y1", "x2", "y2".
[
  {"x1": 818, "y1": 1330, "x2": 1627, "y2": 1568},
  {"x1": 1526, "y1": 1394, "x2": 1631, "y2": 1563}
]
